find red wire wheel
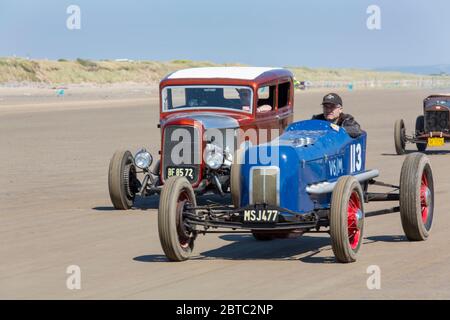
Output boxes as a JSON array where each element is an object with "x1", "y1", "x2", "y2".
[
  {"x1": 420, "y1": 173, "x2": 430, "y2": 224},
  {"x1": 330, "y1": 176, "x2": 365, "y2": 263},
  {"x1": 347, "y1": 191, "x2": 363, "y2": 250}
]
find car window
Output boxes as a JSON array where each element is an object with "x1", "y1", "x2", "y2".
[
  {"x1": 425, "y1": 98, "x2": 450, "y2": 108},
  {"x1": 257, "y1": 86, "x2": 270, "y2": 99},
  {"x1": 223, "y1": 87, "x2": 241, "y2": 99},
  {"x1": 168, "y1": 87, "x2": 186, "y2": 107},
  {"x1": 257, "y1": 85, "x2": 275, "y2": 113},
  {"x1": 162, "y1": 86, "x2": 253, "y2": 113},
  {"x1": 278, "y1": 82, "x2": 290, "y2": 109}
]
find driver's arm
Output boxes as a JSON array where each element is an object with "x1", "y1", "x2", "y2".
[{"x1": 341, "y1": 116, "x2": 363, "y2": 138}]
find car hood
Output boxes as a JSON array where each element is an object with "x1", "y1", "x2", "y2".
[
  {"x1": 162, "y1": 112, "x2": 242, "y2": 129},
  {"x1": 248, "y1": 120, "x2": 356, "y2": 162}
]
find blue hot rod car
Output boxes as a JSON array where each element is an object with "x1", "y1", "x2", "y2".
[{"x1": 158, "y1": 120, "x2": 434, "y2": 263}]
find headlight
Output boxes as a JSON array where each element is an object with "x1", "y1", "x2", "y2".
[
  {"x1": 134, "y1": 149, "x2": 152, "y2": 169},
  {"x1": 204, "y1": 143, "x2": 223, "y2": 170}
]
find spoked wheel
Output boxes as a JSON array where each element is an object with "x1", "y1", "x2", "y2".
[
  {"x1": 158, "y1": 176, "x2": 197, "y2": 261},
  {"x1": 415, "y1": 116, "x2": 427, "y2": 152},
  {"x1": 400, "y1": 153, "x2": 434, "y2": 241},
  {"x1": 108, "y1": 150, "x2": 140, "y2": 210},
  {"x1": 394, "y1": 119, "x2": 406, "y2": 155},
  {"x1": 330, "y1": 176, "x2": 365, "y2": 263},
  {"x1": 420, "y1": 174, "x2": 431, "y2": 224}
]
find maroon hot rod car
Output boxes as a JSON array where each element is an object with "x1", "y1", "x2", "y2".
[
  {"x1": 395, "y1": 94, "x2": 450, "y2": 154},
  {"x1": 108, "y1": 67, "x2": 294, "y2": 209}
]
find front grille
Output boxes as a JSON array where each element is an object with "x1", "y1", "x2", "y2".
[
  {"x1": 162, "y1": 125, "x2": 201, "y2": 184},
  {"x1": 250, "y1": 167, "x2": 279, "y2": 205},
  {"x1": 425, "y1": 110, "x2": 449, "y2": 132}
]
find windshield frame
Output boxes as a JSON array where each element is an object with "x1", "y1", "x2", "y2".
[
  {"x1": 425, "y1": 97, "x2": 450, "y2": 108},
  {"x1": 161, "y1": 85, "x2": 254, "y2": 114}
]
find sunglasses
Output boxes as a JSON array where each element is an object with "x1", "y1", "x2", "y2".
[{"x1": 323, "y1": 103, "x2": 340, "y2": 109}]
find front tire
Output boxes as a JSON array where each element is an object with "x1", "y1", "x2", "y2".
[
  {"x1": 330, "y1": 176, "x2": 365, "y2": 263},
  {"x1": 108, "y1": 150, "x2": 139, "y2": 210},
  {"x1": 415, "y1": 116, "x2": 427, "y2": 152},
  {"x1": 158, "y1": 176, "x2": 197, "y2": 261},
  {"x1": 400, "y1": 153, "x2": 434, "y2": 241},
  {"x1": 394, "y1": 119, "x2": 406, "y2": 155}
]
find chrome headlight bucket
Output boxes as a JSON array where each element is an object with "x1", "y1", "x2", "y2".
[
  {"x1": 204, "y1": 143, "x2": 224, "y2": 170},
  {"x1": 134, "y1": 149, "x2": 153, "y2": 169}
]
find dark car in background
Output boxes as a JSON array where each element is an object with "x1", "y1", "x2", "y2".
[{"x1": 395, "y1": 94, "x2": 450, "y2": 154}]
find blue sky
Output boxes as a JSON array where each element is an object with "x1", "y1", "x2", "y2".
[{"x1": 0, "y1": 0, "x2": 449, "y2": 68}]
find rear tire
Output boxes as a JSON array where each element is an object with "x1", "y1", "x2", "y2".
[
  {"x1": 108, "y1": 150, "x2": 139, "y2": 210},
  {"x1": 158, "y1": 176, "x2": 197, "y2": 261},
  {"x1": 330, "y1": 176, "x2": 364, "y2": 263},
  {"x1": 399, "y1": 153, "x2": 434, "y2": 241},
  {"x1": 415, "y1": 116, "x2": 427, "y2": 152},
  {"x1": 394, "y1": 119, "x2": 406, "y2": 155}
]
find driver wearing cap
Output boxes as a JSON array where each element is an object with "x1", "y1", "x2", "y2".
[{"x1": 312, "y1": 93, "x2": 363, "y2": 138}]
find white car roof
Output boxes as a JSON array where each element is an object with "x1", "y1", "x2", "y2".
[{"x1": 167, "y1": 67, "x2": 283, "y2": 80}]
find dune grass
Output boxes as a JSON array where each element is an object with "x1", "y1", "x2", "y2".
[
  {"x1": 288, "y1": 66, "x2": 428, "y2": 82},
  {"x1": 0, "y1": 57, "x2": 449, "y2": 88},
  {"x1": 0, "y1": 57, "x2": 235, "y2": 84}
]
